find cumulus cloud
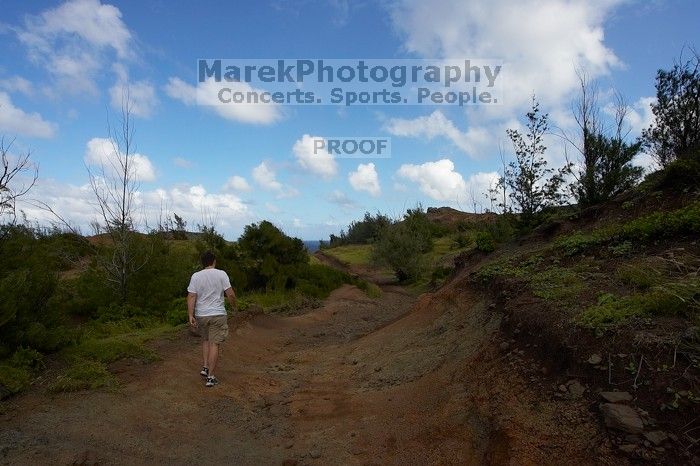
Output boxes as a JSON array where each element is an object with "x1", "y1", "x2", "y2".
[
  {"x1": 164, "y1": 77, "x2": 282, "y2": 125},
  {"x1": 384, "y1": 110, "x2": 491, "y2": 157},
  {"x1": 84, "y1": 137, "x2": 156, "y2": 182},
  {"x1": 292, "y1": 134, "x2": 338, "y2": 179},
  {"x1": 224, "y1": 175, "x2": 251, "y2": 192},
  {"x1": 397, "y1": 158, "x2": 499, "y2": 207},
  {"x1": 17, "y1": 0, "x2": 133, "y2": 95},
  {"x1": 397, "y1": 159, "x2": 467, "y2": 202},
  {"x1": 0, "y1": 91, "x2": 56, "y2": 138},
  {"x1": 386, "y1": 0, "x2": 626, "y2": 161},
  {"x1": 348, "y1": 163, "x2": 381, "y2": 196},
  {"x1": 251, "y1": 161, "x2": 298, "y2": 198},
  {"x1": 390, "y1": 0, "x2": 622, "y2": 110}
]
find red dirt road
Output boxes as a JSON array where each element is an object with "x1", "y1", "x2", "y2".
[{"x1": 0, "y1": 281, "x2": 613, "y2": 465}]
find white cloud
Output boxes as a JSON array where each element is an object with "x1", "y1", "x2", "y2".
[
  {"x1": 164, "y1": 77, "x2": 282, "y2": 125},
  {"x1": 224, "y1": 175, "x2": 251, "y2": 192},
  {"x1": 384, "y1": 110, "x2": 491, "y2": 157},
  {"x1": 251, "y1": 161, "x2": 298, "y2": 198},
  {"x1": 625, "y1": 96, "x2": 655, "y2": 137},
  {"x1": 328, "y1": 190, "x2": 358, "y2": 209},
  {"x1": 143, "y1": 184, "x2": 249, "y2": 227},
  {"x1": 18, "y1": 0, "x2": 133, "y2": 95},
  {"x1": 252, "y1": 161, "x2": 282, "y2": 191},
  {"x1": 0, "y1": 76, "x2": 34, "y2": 95},
  {"x1": 292, "y1": 134, "x2": 338, "y2": 179},
  {"x1": 397, "y1": 159, "x2": 467, "y2": 202},
  {"x1": 348, "y1": 163, "x2": 381, "y2": 196},
  {"x1": 84, "y1": 137, "x2": 156, "y2": 182},
  {"x1": 463, "y1": 171, "x2": 501, "y2": 210},
  {"x1": 109, "y1": 65, "x2": 158, "y2": 118},
  {"x1": 397, "y1": 158, "x2": 499, "y2": 207},
  {"x1": 390, "y1": 0, "x2": 622, "y2": 111},
  {"x1": 0, "y1": 91, "x2": 56, "y2": 138},
  {"x1": 18, "y1": 179, "x2": 250, "y2": 234},
  {"x1": 386, "y1": 0, "x2": 626, "y2": 163}
]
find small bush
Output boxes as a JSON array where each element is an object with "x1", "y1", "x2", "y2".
[
  {"x1": 0, "y1": 364, "x2": 31, "y2": 396},
  {"x1": 49, "y1": 360, "x2": 116, "y2": 393},
  {"x1": 10, "y1": 347, "x2": 44, "y2": 370},
  {"x1": 475, "y1": 231, "x2": 496, "y2": 253}
]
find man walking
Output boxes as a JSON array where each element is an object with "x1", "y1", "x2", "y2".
[{"x1": 187, "y1": 250, "x2": 236, "y2": 387}]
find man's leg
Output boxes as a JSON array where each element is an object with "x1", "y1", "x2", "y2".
[
  {"x1": 208, "y1": 342, "x2": 219, "y2": 377},
  {"x1": 202, "y1": 340, "x2": 209, "y2": 368}
]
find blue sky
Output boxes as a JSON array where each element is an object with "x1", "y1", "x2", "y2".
[{"x1": 0, "y1": 0, "x2": 698, "y2": 240}]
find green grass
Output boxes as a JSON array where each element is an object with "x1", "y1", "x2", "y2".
[
  {"x1": 530, "y1": 267, "x2": 586, "y2": 303},
  {"x1": 580, "y1": 278, "x2": 700, "y2": 330},
  {"x1": 49, "y1": 360, "x2": 116, "y2": 393},
  {"x1": 323, "y1": 244, "x2": 373, "y2": 266},
  {"x1": 66, "y1": 336, "x2": 159, "y2": 364},
  {"x1": 237, "y1": 289, "x2": 304, "y2": 311},
  {"x1": 556, "y1": 201, "x2": 700, "y2": 256}
]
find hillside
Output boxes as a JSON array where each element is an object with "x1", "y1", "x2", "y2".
[{"x1": 0, "y1": 167, "x2": 697, "y2": 464}]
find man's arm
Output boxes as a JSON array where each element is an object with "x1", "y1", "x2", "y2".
[
  {"x1": 224, "y1": 287, "x2": 236, "y2": 312},
  {"x1": 187, "y1": 292, "x2": 197, "y2": 326}
]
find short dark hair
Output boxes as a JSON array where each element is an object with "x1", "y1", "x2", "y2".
[{"x1": 201, "y1": 250, "x2": 216, "y2": 267}]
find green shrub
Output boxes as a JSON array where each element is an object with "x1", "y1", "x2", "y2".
[
  {"x1": 372, "y1": 221, "x2": 430, "y2": 282},
  {"x1": 475, "y1": 231, "x2": 496, "y2": 253},
  {"x1": 10, "y1": 347, "x2": 44, "y2": 370},
  {"x1": 165, "y1": 297, "x2": 188, "y2": 326},
  {"x1": 49, "y1": 360, "x2": 116, "y2": 393},
  {"x1": 0, "y1": 364, "x2": 31, "y2": 396}
]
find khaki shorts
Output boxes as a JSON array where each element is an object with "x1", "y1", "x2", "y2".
[{"x1": 195, "y1": 315, "x2": 229, "y2": 344}]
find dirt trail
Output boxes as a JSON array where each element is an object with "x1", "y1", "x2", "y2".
[{"x1": 0, "y1": 273, "x2": 613, "y2": 465}]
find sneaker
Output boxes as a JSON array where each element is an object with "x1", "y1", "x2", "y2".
[
  {"x1": 205, "y1": 376, "x2": 219, "y2": 387},
  {"x1": 200, "y1": 366, "x2": 209, "y2": 377}
]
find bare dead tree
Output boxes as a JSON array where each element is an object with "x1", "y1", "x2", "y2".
[
  {"x1": 0, "y1": 136, "x2": 38, "y2": 223},
  {"x1": 87, "y1": 87, "x2": 150, "y2": 303},
  {"x1": 556, "y1": 69, "x2": 642, "y2": 207}
]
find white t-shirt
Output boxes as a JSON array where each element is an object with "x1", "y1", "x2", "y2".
[{"x1": 187, "y1": 268, "x2": 232, "y2": 317}]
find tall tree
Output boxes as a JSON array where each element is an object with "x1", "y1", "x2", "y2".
[
  {"x1": 563, "y1": 72, "x2": 643, "y2": 207},
  {"x1": 87, "y1": 88, "x2": 149, "y2": 303},
  {"x1": 642, "y1": 48, "x2": 700, "y2": 166},
  {"x1": 505, "y1": 96, "x2": 567, "y2": 225}
]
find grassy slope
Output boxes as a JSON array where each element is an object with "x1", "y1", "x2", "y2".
[{"x1": 456, "y1": 174, "x2": 700, "y2": 452}]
